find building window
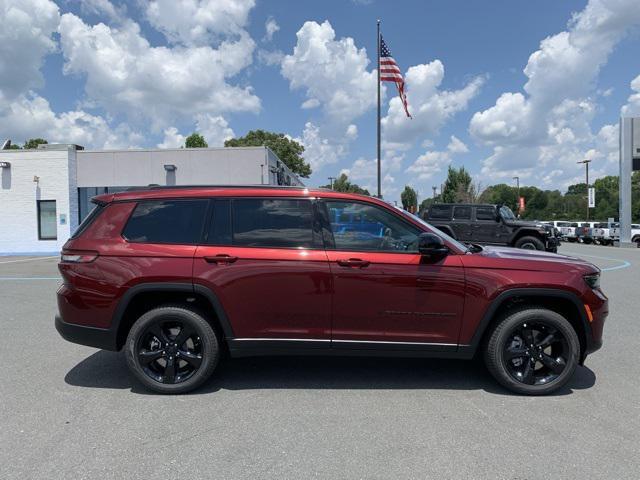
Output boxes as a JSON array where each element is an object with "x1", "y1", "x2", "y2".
[{"x1": 37, "y1": 200, "x2": 57, "y2": 240}]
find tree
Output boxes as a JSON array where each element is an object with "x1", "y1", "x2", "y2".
[
  {"x1": 225, "y1": 129, "x2": 312, "y2": 178},
  {"x1": 320, "y1": 173, "x2": 369, "y2": 195},
  {"x1": 400, "y1": 185, "x2": 418, "y2": 212},
  {"x1": 23, "y1": 138, "x2": 48, "y2": 149},
  {"x1": 185, "y1": 133, "x2": 208, "y2": 148},
  {"x1": 442, "y1": 166, "x2": 473, "y2": 203}
]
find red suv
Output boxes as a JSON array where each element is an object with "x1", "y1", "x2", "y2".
[{"x1": 55, "y1": 186, "x2": 607, "y2": 395}]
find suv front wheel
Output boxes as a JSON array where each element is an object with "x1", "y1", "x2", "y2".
[
  {"x1": 484, "y1": 308, "x2": 580, "y2": 395},
  {"x1": 125, "y1": 305, "x2": 220, "y2": 394},
  {"x1": 514, "y1": 235, "x2": 545, "y2": 251}
]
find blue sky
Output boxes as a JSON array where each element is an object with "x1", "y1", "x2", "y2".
[{"x1": 2, "y1": 0, "x2": 640, "y2": 203}]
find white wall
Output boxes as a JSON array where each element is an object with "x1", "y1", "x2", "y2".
[{"x1": 0, "y1": 148, "x2": 75, "y2": 254}]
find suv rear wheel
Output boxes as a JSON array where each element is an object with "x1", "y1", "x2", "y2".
[
  {"x1": 514, "y1": 235, "x2": 545, "y2": 250},
  {"x1": 125, "y1": 305, "x2": 219, "y2": 394},
  {"x1": 484, "y1": 308, "x2": 579, "y2": 395}
]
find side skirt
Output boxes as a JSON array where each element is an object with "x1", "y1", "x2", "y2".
[{"x1": 227, "y1": 338, "x2": 473, "y2": 359}]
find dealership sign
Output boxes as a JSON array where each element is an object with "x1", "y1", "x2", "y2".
[{"x1": 588, "y1": 187, "x2": 595, "y2": 208}]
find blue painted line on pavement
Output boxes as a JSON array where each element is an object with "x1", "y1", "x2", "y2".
[{"x1": 570, "y1": 253, "x2": 632, "y2": 272}]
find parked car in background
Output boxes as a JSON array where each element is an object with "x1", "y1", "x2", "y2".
[
  {"x1": 56, "y1": 186, "x2": 606, "y2": 396},
  {"x1": 609, "y1": 224, "x2": 640, "y2": 246},
  {"x1": 591, "y1": 222, "x2": 619, "y2": 246},
  {"x1": 575, "y1": 222, "x2": 597, "y2": 244},
  {"x1": 423, "y1": 203, "x2": 561, "y2": 252},
  {"x1": 552, "y1": 221, "x2": 579, "y2": 242}
]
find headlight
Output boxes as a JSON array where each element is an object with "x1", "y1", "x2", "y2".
[{"x1": 584, "y1": 273, "x2": 600, "y2": 289}]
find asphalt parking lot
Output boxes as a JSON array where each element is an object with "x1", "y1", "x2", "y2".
[{"x1": 1, "y1": 243, "x2": 639, "y2": 479}]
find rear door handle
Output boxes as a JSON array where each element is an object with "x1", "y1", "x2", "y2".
[
  {"x1": 204, "y1": 254, "x2": 238, "y2": 264},
  {"x1": 336, "y1": 258, "x2": 370, "y2": 268}
]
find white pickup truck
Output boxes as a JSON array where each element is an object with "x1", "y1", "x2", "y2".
[
  {"x1": 552, "y1": 221, "x2": 579, "y2": 242},
  {"x1": 609, "y1": 224, "x2": 640, "y2": 246},
  {"x1": 591, "y1": 222, "x2": 619, "y2": 246}
]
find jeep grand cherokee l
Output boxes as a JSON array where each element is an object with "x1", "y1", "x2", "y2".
[{"x1": 55, "y1": 186, "x2": 607, "y2": 395}]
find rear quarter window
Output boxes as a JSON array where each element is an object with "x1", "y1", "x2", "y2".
[
  {"x1": 122, "y1": 200, "x2": 208, "y2": 244},
  {"x1": 71, "y1": 203, "x2": 105, "y2": 239}
]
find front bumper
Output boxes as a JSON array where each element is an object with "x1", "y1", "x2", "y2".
[
  {"x1": 55, "y1": 315, "x2": 118, "y2": 350},
  {"x1": 545, "y1": 236, "x2": 561, "y2": 252}
]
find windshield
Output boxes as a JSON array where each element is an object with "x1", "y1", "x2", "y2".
[
  {"x1": 408, "y1": 213, "x2": 469, "y2": 253},
  {"x1": 499, "y1": 205, "x2": 516, "y2": 220}
]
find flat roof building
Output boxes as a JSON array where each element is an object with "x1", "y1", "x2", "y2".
[{"x1": 0, "y1": 144, "x2": 303, "y2": 254}]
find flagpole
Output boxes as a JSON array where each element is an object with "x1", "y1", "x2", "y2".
[{"x1": 376, "y1": 19, "x2": 381, "y2": 198}]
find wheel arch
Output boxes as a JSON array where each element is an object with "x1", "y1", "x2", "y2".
[
  {"x1": 112, "y1": 282, "x2": 235, "y2": 350},
  {"x1": 462, "y1": 288, "x2": 590, "y2": 363}
]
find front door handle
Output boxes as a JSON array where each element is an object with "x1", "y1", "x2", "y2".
[
  {"x1": 336, "y1": 258, "x2": 370, "y2": 268},
  {"x1": 204, "y1": 254, "x2": 238, "y2": 264}
]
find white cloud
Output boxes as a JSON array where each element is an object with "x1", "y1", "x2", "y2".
[
  {"x1": 263, "y1": 16, "x2": 280, "y2": 42},
  {"x1": 0, "y1": 0, "x2": 60, "y2": 98},
  {"x1": 281, "y1": 21, "x2": 377, "y2": 125},
  {"x1": 145, "y1": 0, "x2": 255, "y2": 46},
  {"x1": 195, "y1": 114, "x2": 235, "y2": 146},
  {"x1": 470, "y1": 0, "x2": 640, "y2": 187},
  {"x1": 79, "y1": 0, "x2": 126, "y2": 23},
  {"x1": 157, "y1": 127, "x2": 185, "y2": 149},
  {"x1": 621, "y1": 74, "x2": 640, "y2": 116},
  {"x1": 294, "y1": 122, "x2": 347, "y2": 171},
  {"x1": 301, "y1": 98, "x2": 320, "y2": 109},
  {"x1": 58, "y1": 12, "x2": 260, "y2": 129},
  {"x1": 405, "y1": 135, "x2": 469, "y2": 181},
  {"x1": 382, "y1": 60, "x2": 485, "y2": 150},
  {"x1": 0, "y1": 92, "x2": 141, "y2": 149}
]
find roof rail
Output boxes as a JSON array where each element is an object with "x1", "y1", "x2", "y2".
[{"x1": 125, "y1": 184, "x2": 311, "y2": 192}]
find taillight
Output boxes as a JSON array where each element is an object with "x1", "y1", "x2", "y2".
[{"x1": 60, "y1": 251, "x2": 99, "y2": 263}]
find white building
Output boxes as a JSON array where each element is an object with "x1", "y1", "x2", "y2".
[{"x1": 0, "y1": 144, "x2": 303, "y2": 254}]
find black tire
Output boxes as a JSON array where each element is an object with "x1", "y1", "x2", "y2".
[
  {"x1": 484, "y1": 308, "x2": 580, "y2": 395},
  {"x1": 125, "y1": 305, "x2": 219, "y2": 394},
  {"x1": 514, "y1": 235, "x2": 545, "y2": 251}
]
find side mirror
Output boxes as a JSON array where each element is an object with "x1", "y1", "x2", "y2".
[{"x1": 418, "y1": 232, "x2": 449, "y2": 256}]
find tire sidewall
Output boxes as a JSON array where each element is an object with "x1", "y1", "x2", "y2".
[
  {"x1": 515, "y1": 236, "x2": 545, "y2": 251},
  {"x1": 125, "y1": 306, "x2": 219, "y2": 394},
  {"x1": 485, "y1": 309, "x2": 580, "y2": 395}
]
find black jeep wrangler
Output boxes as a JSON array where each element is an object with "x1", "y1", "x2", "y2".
[{"x1": 422, "y1": 203, "x2": 560, "y2": 252}]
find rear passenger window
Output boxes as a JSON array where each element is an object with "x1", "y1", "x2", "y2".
[
  {"x1": 232, "y1": 199, "x2": 314, "y2": 248},
  {"x1": 476, "y1": 207, "x2": 496, "y2": 221},
  {"x1": 429, "y1": 205, "x2": 452, "y2": 220},
  {"x1": 453, "y1": 206, "x2": 471, "y2": 220},
  {"x1": 123, "y1": 200, "x2": 207, "y2": 244}
]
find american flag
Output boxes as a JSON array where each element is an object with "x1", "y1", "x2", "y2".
[{"x1": 380, "y1": 36, "x2": 411, "y2": 118}]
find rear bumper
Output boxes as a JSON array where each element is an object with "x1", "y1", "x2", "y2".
[{"x1": 55, "y1": 315, "x2": 118, "y2": 351}]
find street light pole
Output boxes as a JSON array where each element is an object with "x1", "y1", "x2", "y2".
[
  {"x1": 328, "y1": 176, "x2": 336, "y2": 190},
  {"x1": 432, "y1": 186, "x2": 437, "y2": 200},
  {"x1": 513, "y1": 176, "x2": 520, "y2": 213},
  {"x1": 577, "y1": 159, "x2": 591, "y2": 221}
]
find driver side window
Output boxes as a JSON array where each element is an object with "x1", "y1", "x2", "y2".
[{"x1": 324, "y1": 201, "x2": 420, "y2": 252}]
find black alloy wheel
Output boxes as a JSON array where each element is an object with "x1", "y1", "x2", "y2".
[
  {"x1": 125, "y1": 305, "x2": 219, "y2": 394},
  {"x1": 484, "y1": 308, "x2": 580, "y2": 395},
  {"x1": 503, "y1": 321, "x2": 568, "y2": 386},
  {"x1": 136, "y1": 321, "x2": 203, "y2": 384}
]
